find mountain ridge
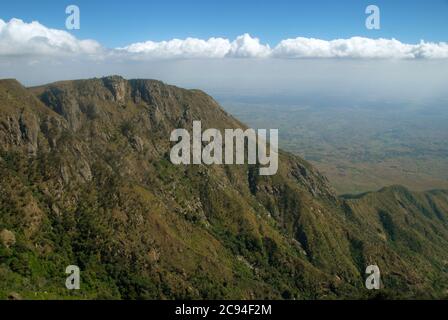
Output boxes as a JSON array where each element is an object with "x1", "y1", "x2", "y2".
[{"x1": 1, "y1": 76, "x2": 448, "y2": 299}]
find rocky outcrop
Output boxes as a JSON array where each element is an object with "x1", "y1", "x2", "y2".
[
  {"x1": 0, "y1": 77, "x2": 447, "y2": 300},
  {"x1": 0, "y1": 229, "x2": 16, "y2": 248}
]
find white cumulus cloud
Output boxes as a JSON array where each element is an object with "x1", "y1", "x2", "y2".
[
  {"x1": 117, "y1": 33, "x2": 271, "y2": 59},
  {"x1": 411, "y1": 41, "x2": 448, "y2": 59},
  {"x1": 227, "y1": 33, "x2": 271, "y2": 58},
  {"x1": 120, "y1": 35, "x2": 448, "y2": 60},
  {"x1": 0, "y1": 18, "x2": 102, "y2": 57},
  {"x1": 272, "y1": 37, "x2": 448, "y2": 59},
  {"x1": 117, "y1": 37, "x2": 231, "y2": 59},
  {"x1": 0, "y1": 18, "x2": 448, "y2": 60}
]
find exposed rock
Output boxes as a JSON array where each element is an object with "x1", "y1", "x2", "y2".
[
  {"x1": 131, "y1": 135, "x2": 144, "y2": 153},
  {"x1": 103, "y1": 75, "x2": 128, "y2": 103},
  {"x1": 7, "y1": 292, "x2": 22, "y2": 300},
  {"x1": 0, "y1": 229, "x2": 16, "y2": 248},
  {"x1": 0, "y1": 77, "x2": 447, "y2": 299}
]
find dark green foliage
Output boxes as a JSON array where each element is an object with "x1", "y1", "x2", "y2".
[
  {"x1": 1, "y1": 77, "x2": 448, "y2": 300},
  {"x1": 378, "y1": 210, "x2": 396, "y2": 241}
]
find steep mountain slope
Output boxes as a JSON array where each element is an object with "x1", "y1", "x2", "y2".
[{"x1": 0, "y1": 76, "x2": 447, "y2": 299}]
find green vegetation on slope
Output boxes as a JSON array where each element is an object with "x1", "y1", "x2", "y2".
[{"x1": 0, "y1": 77, "x2": 448, "y2": 300}]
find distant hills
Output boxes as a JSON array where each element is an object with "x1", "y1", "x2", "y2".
[{"x1": 1, "y1": 76, "x2": 448, "y2": 299}]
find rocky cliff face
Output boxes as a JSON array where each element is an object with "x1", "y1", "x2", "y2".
[{"x1": 1, "y1": 76, "x2": 448, "y2": 299}]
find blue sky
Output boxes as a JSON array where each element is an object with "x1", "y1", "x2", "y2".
[
  {"x1": 1, "y1": 0, "x2": 447, "y2": 47},
  {"x1": 0, "y1": 0, "x2": 447, "y2": 98}
]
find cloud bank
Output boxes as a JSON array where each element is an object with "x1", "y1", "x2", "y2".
[
  {"x1": 1, "y1": 18, "x2": 448, "y2": 60},
  {"x1": 273, "y1": 37, "x2": 448, "y2": 59},
  {"x1": 117, "y1": 33, "x2": 272, "y2": 59},
  {"x1": 0, "y1": 18, "x2": 102, "y2": 57}
]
